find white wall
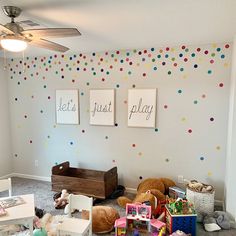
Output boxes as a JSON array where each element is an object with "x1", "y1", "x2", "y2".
[
  {"x1": 226, "y1": 36, "x2": 236, "y2": 220},
  {"x1": 8, "y1": 43, "x2": 231, "y2": 200},
  {"x1": 0, "y1": 59, "x2": 12, "y2": 176}
]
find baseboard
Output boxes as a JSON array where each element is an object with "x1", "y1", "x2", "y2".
[
  {"x1": 11, "y1": 173, "x2": 51, "y2": 182},
  {"x1": 125, "y1": 187, "x2": 137, "y2": 194},
  {"x1": 0, "y1": 173, "x2": 14, "y2": 179}
]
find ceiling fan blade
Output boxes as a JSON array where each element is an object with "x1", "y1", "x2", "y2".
[
  {"x1": 0, "y1": 24, "x2": 14, "y2": 35},
  {"x1": 29, "y1": 38, "x2": 69, "y2": 52},
  {"x1": 22, "y1": 28, "x2": 81, "y2": 38}
]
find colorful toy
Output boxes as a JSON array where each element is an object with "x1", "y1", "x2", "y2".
[
  {"x1": 165, "y1": 204, "x2": 197, "y2": 236},
  {"x1": 114, "y1": 203, "x2": 166, "y2": 235}
]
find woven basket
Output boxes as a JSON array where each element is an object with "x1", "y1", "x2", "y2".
[{"x1": 186, "y1": 183, "x2": 215, "y2": 222}]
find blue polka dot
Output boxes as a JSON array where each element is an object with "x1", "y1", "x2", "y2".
[{"x1": 200, "y1": 156, "x2": 205, "y2": 161}]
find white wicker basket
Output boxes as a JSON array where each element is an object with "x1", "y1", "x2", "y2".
[{"x1": 186, "y1": 184, "x2": 215, "y2": 222}]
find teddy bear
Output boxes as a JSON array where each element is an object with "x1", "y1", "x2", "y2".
[
  {"x1": 117, "y1": 177, "x2": 176, "y2": 215},
  {"x1": 53, "y1": 189, "x2": 69, "y2": 209}
]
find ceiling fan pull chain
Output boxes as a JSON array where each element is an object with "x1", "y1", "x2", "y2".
[{"x1": 3, "y1": 49, "x2": 7, "y2": 70}]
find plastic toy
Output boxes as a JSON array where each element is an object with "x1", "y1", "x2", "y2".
[{"x1": 114, "y1": 203, "x2": 166, "y2": 235}]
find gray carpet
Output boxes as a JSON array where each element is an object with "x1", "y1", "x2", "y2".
[{"x1": 0, "y1": 177, "x2": 236, "y2": 235}]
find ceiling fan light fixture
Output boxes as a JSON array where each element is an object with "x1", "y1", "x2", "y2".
[{"x1": 0, "y1": 38, "x2": 27, "y2": 52}]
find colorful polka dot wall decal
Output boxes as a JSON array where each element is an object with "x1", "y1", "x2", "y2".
[
  {"x1": 178, "y1": 89, "x2": 182, "y2": 94},
  {"x1": 165, "y1": 158, "x2": 170, "y2": 162},
  {"x1": 138, "y1": 152, "x2": 142, "y2": 156},
  {"x1": 155, "y1": 128, "x2": 158, "y2": 132},
  {"x1": 208, "y1": 172, "x2": 212, "y2": 177},
  {"x1": 139, "y1": 176, "x2": 143, "y2": 180},
  {"x1": 70, "y1": 141, "x2": 74, "y2": 145},
  {"x1": 219, "y1": 83, "x2": 224, "y2": 87},
  {"x1": 193, "y1": 100, "x2": 198, "y2": 104},
  {"x1": 210, "y1": 117, "x2": 214, "y2": 122},
  {"x1": 105, "y1": 136, "x2": 108, "y2": 139},
  {"x1": 164, "y1": 105, "x2": 168, "y2": 109},
  {"x1": 132, "y1": 144, "x2": 136, "y2": 147},
  {"x1": 112, "y1": 160, "x2": 116, "y2": 163},
  {"x1": 216, "y1": 146, "x2": 221, "y2": 150},
  {"x1": 200, "y1": 156, "x2": 205, "y2": 161},
  {"x1": 188, "y1": 129, "x2": 192, "y2": 133}
]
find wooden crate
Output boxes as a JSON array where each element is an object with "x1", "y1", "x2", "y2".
[{"x1": 51, "y1": 161, "x2": 118, "y2": 199}]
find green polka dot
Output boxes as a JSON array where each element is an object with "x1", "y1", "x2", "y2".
[
  {"x1": 168, "y1": 71, "x2": 171, "y2": 75},
  {"x1": 93, "y1": 72, "x2": 96, "y2": 76},
  {"x1": 208, "y1": 70, "x2": 212, "y2": 74},
  {"x1": 128, "y1": 71, "x2": 132, "y2": 75},
  {"x1": 152, "y1": 58, "x2": 156, "y2": 62},
  {"x1": 191, "y1": 53, "x2": 195, "y2": 57},
  {"x1": 216, "y1": 48, "x2": 221, "y2": 52},
  {"x1": 178, "y1": 89, "x2": 182, "y2": 94},
  {"x1": 194, "y1": 100, "x2": 198, "y2": 104},
  {"x1": 185, "y1": 48, "x2": 189, "y2": 52},
  {"x1": 180, "y1": 68, "x2": 184, "y2": 72},
  {"x1": 171, "y1": 57, "x2": 175, "y2": 61},
  {"x1": 155, "y1": 128, "x2": 158, "y2": 132},
  {"x1": 211, "y1": 53, "x2": 215, "y2": 57}
]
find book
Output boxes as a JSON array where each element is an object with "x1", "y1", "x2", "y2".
[{"x1": 0, "y1": 196, "x2": 25, "y2": 209}]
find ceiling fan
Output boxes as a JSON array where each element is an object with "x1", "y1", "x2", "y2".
[{"x1": 0, "y1": 6, "x2": 81, "y2": 53}]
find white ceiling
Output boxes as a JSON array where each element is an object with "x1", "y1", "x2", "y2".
[{"x1": 0, "y1": 0, "x2": 236, "y2": 57}]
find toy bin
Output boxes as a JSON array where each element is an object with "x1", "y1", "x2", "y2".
[
  {"x1": 165, "y1": 205, "x2": 197, "y2": 236},
  {"x1": 51, "y1": 161, "x2": 118, "y2": 199}
]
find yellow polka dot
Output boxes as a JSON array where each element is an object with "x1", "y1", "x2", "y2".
[
  {"x1": 224, "y1": 63, "x2": 229, "y2": 67},
  {"x1": 123, "y1": 76, "x2": 128, "y2": 80},
  {"x1": 159, "y1": 49, "x2": 163, "y2": 53},
  {"x1": 212, "y1": 43, "x2": 217, "y2": 48},
  {"x1": 216, "y1": 146, "x2": 221, "y2": 150},
  {"x1": 136, "y1": 63, "x2": 140, "y2": 67},
  {"x1": 138, "y1": 152, "x2": 142, "y2": 156},
  {"x1": 181, "y1": 117, "x2": 186, "y2": 122},
  {"x1": 145, "y1": 63, "x2": 151, "y2": 69},
  {"x1": 208, "y1": 171, "x2": 212, "y2": 177},
  {"x1": 105, "y1": 60, "x2": 108, "y2": 63},
  {"x1": 182, "y1": 74, "x2": 188, "y2": 79},
  {"x1": 53, "y1": 125, "x2": 57, "y2": 128},
  {"x1": 87, "y1": 109, "x2": 90, "y2": 113},
  {"x1": 17, "y1": 124, "x2": 21, "y2": 128},
  {"x1": 171, "y1": 48, "x2": 175, "y2": 52},
  {"x1": 198, "y1": 58, "x2": 203, "y2": 62},
  {"x1": 73, "y1": 63, "x2": 76, "y2": 66}
]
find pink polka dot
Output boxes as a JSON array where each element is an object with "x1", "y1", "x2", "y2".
[
  {"x1": 225, "y1": 44, "x2": 230, "y2": 49},
  {"x1": 204, "y1": 50, "x2": 209, "y2": 54},
  {"x1": 197, "y1": 48, "x2": 201, "y2": 52},
  {"x1": 182, "y1": 45, "x2": 186, "y2": 49},
  {"x1": 210, "y1": 59, "x2": 214, "y2": 64},
  {"x1": 202, "y1": 94, "x2": 206, "y2": 98},
  {"x1": 188, "y1": 129, "x2": 192, "y2": 133},
  {"x1": 166, "y1": 47, "x2": 170, "y2": 51},
  {"x1": 142, "y1": 73, "x2": 146, "y2": 77},
  {"x1": 132, "y1": 144, "x2": 136, "y2": 147},
  {"x1": 184, "y1": 58, "x2": 188, "y2": 62},
  {"x1": 219, "y1": 83, "x2": 224, "y2": 87},
  {"x1": 164, "y1": 105, "x2": 168, "y2": 109}
]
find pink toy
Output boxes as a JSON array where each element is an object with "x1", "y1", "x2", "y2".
[{"x1": 115, "y1": 203, "x2": 166, "y2": 235}]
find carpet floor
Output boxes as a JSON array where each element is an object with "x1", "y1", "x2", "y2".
[{"x1": 0, "y1": 177, "x2": 236, "y2": 235}]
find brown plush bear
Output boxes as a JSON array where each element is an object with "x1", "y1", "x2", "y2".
[
  {"x1": 117, "y1": 178, "x2": 175, "y2": 215},
  {"x1": 82, "y1": 206, "x2": 120, "y2": 234}
]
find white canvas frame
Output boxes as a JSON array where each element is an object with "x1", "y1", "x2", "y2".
[
  {"x1": 90, "y1": 89, "x2": 115, "y2": 126},
  {"x1": 128, "y1": 89, "x2": 157, "y2": 128},
  {"x1": 56, "y1": 90, "x2": 79, "y2": 124}
]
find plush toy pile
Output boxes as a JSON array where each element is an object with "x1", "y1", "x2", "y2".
[
  {"x1": 117, "y1": 177, "x2": 176, "y2": 216},
  {"x1": 187, "y1": 180, "x2": 213, "y2": 193},
  {"x1": 53, "y1": 189, "x2": 69, "y2": 209}
]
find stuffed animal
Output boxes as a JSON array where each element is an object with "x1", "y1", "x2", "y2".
[
  {"x1": 81, "y1": 206, "x2": 120, "y2": 233},
  {"x1": 117, "y1": 177, "x2": 176, "y2": 215},
  {"x1": 53, "y1": 189, "x2": 69, "y2": 209}
]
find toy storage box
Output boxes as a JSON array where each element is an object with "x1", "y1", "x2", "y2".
[
  {"x1": 51, "y1": 161, "x2": 118, "y2": 199},
  {"x1": 165, "y1": 205, "x2": 197, "y2": 236}
]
